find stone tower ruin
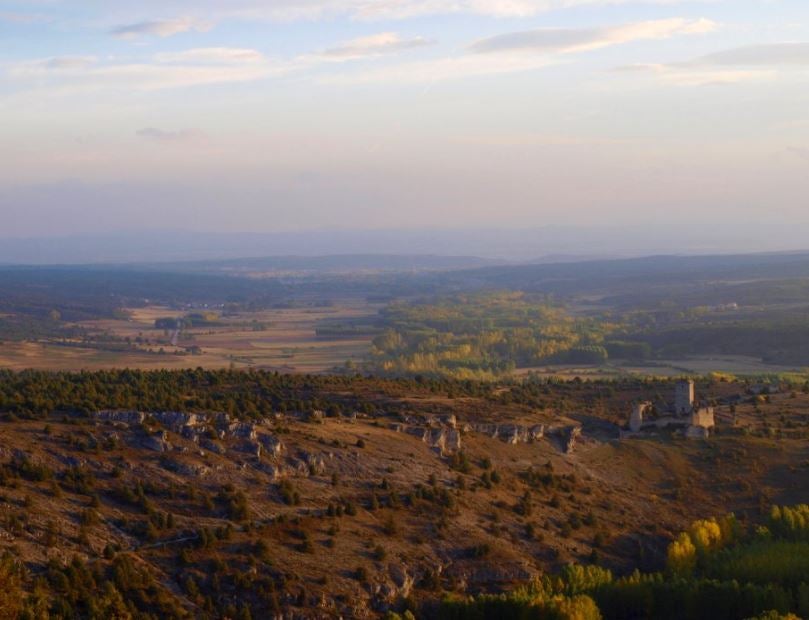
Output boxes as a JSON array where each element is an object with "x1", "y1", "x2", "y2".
[{"x1": 674, "y1": 380, "x2": 695, "y2": 415}]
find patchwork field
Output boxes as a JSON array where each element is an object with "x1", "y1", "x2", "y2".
[{"x1": 0, "y1": 300, "x2": 381, "y2": 372}]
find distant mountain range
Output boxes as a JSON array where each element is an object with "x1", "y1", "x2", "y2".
[
  {"x1": 1, "y1": 225, "x2": 804, "y2": 266},
  {"x1": 129, "y1": 254, "x2": 505, "y2": 275}
]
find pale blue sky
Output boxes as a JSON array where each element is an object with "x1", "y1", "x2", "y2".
[{"x1": 1, "y1": 0, "x2": 808, "y2": 241}]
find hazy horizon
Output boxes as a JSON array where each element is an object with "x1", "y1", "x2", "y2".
[
  {"x1": 1, "y1": 225, "x2": 809, "y2": 265},
  {"x1": 2, "y1": 1, "x2": 809, "y2": 244}
]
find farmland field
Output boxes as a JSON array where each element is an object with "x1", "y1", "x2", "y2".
[
  {"x1": 0, "y1": 300, "x2": 381, "y2": 372},
  {"x1": 514, "y1": 355, "x2": 806, "y2": 380}
]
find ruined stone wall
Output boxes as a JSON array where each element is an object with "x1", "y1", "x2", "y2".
[
  {"x1": 690, "y1": 407, "x2": 715, "y2": 429},
  {"x1": 630, "y1": 401, "x2": 651, "y2": 432}
]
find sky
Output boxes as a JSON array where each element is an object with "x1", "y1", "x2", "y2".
[{"x1": 1, "y1": 0, "x2": 808, "y2": 247}]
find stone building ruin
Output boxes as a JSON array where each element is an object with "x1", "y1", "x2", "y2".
[
  {"x1": 674, "y1": 379, "x2": 695, "y2": 415},
  {"x1": 625, "y1": 380, "x2": 714, "y2": 439}
]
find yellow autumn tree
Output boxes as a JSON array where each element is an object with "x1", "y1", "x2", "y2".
[
  {"x1": 554, "y1": 594, "x2": 603, "y2": 620},
  {"x1": 688, "y1": 518, "x2": 723, "y2": 553},
  {"x1": 667, "y1": 532, "x2": 697, "y2": 575}
]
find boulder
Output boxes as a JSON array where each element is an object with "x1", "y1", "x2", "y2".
[
  {"x1": 211, "y1": 412, "x2": 230, "y2": 426},
  {"x1": 153, "y1": 411, "x2": 205, "y2": 431},
  {"x1": 406, "y1": 427, "x2": 429, "y2": 441},
  {"x1": 564, "y1": 426, "x2": 581, "y2": 453},
  {"x1": 440, "y1": 414, "x2": 457, "y2": 429},
  {"x1": 240, "y1": 441, "x2": 262, "y2": 458},
  {"x1": 258, "y1": 433, "x2": 284, "y2": 457},
  {"x1": 288, "y1": 458, "x2": 312, "y2": 477},
  {"x1": 160, "y1": 459, "x2": 210, "y2": 478},
  {"x1": 500, "y1": 424, "x2": 527, "y2": 444},
  {"x1": 302, "y1": 452, "x2": 326, "y2": 475},
  {"x1": 426, "y1": 429, "x2": 461, "y2": 455},
  {"x1": 96, "y1": 410, "x2": 145, "y2": 425},
  {"x1": 529, "y1": 425, "x2": 545, "y2": 440},
  {"x1": 141, "y1": 432, "x2": 171, "y2": 453},
  {"x1": 227, "y1": 422, "x2": 258, "y2": 441},
  {"x1": 472, "y1": 423, "x2": 500, "y2": 438},
  {"x1": 181, "y1": 425, "x2": 204, "y2": 442},
  {"x1": 388, "y1": 564, "x2": 415, "y2": 599},
  {"x1": 445, "y1": 429, "x2": 462, "y2": 452},
  {"x1": 59, "y1": 455, "x2": 87, "y2": 468},
  {"x1": 200, "y1": 438, "x2": 225, "y2": 455},
  {"x1": 261, "y1": 463, "x2": 284, "y2": 481}
]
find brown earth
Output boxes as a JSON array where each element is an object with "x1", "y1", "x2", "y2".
[{"x1": 1, "y1": 380, "x2": 808, "y2": 616}]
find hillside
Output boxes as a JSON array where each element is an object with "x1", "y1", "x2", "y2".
[{"x1": 0, "y1": 371, "x2": 807, "y2": 617}]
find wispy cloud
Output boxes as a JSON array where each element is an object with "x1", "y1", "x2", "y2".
[
  {"x1": 42, "y1": 56, "x2": 99, "y2": 70},
  {"x1": 694, "y1": 43, "x2": 809, "y2": 67},
  {"x1": 324, "y1": 53, "x2": 554, "y2": 83},
  {"x1": 6, "y1": 54, "x2": 280, "y2": 92},
  {"x1": 137, "y1": 127, "x2": 207, "y2": 144},
  {"x1": 63, "y1": 0, "x2": 720, "y2": 26},
  {"x1": 154, "y1": 48, "x2": 266, "y2": 65},
  {"x1": 3, "y1": 32, "x2": 432, "y2": 94},
  {"x1": 7, "y1": 56, "x2": 98, "y2": 77},
  {"x1": 233, "y1": 0, "x2": 719, "y2": 22},
  {"x1": 2, "y1": 15, "x2": 724, "y2": 93},
  {"x1": 615, "y1": 42, "x2": 809, "y2": 87},
  {"x1": 111, "y1": 17, "x2": 211, "y2": 40},
  {"x1": 330, "y1": 17, "x2": 716, "y2": 84},
  {"x1": 471, "y1": 18, "x2": 717, "y2": 55},
  {"x1": 615, "y1": 62, "x2": 768, "y2": 86},
  {"x1": 0, "y1": 11, "x2": 52, "y2": 24},
  {"x1": 312, "y1": 32, "x2": 433, "y2": 62}
]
